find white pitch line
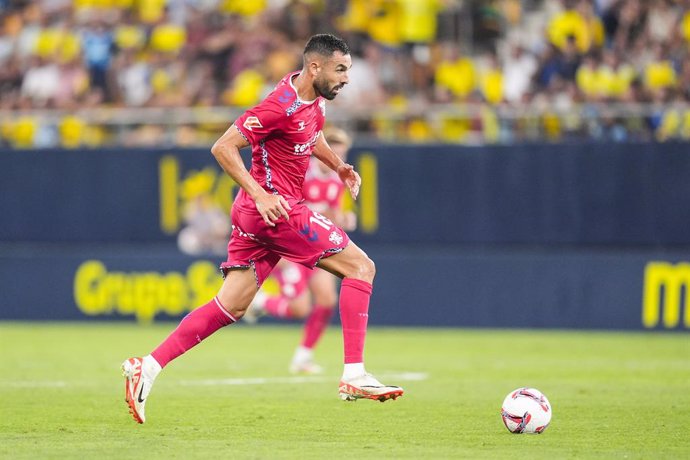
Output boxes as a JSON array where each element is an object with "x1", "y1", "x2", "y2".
[
  {"x1": 178, "y1": 372, "x2": 428, "y2": 387},
  {"x1": 0, "y1": 373, "x2": 428, "y2": 389},
  {"x1": 0, "y1": 381, "x2": 68, "y2": 388}
]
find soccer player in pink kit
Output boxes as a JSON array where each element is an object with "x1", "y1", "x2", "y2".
[
  {"x1": 121, "y1": 34, "x2": 403, "y2": 424},
  {"x1": 246, "y1": 127, "x2": 357, "y2": 374}
]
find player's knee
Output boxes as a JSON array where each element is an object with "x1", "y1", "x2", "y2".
[
  {"x1": 226, "y1": 303, "x2": 250, "y2": 319},
  {"x1": 365, "y1": 257, "x2": 376, "y2": 281},
  {"x1": 348, "y1": 256, "x2": 375, "y2": 283},
  {"x1": 216, "y1": 293, "x2": 251, "y2": 319}
]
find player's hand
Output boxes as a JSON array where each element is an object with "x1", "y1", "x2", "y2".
[
  {"x1": 337, "y1": 163, "x2": 361, "y2": 200},
  {"x1": 255, "y1": 192, "x2": 291, "y2": 227}
]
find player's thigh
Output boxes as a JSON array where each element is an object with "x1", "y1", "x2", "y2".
[
  {"x1": 217, "y1": 268, "x2": 260, "y2": 317},
  {"x1": 316, "y1": 241, "x2": 375, "y2": 282},
  {"x1": 309, "y1": 269, "x2": 338, "y2": 307},
  {"x1": 271, "y1": 204, "x2": 349, "y2": 268}
]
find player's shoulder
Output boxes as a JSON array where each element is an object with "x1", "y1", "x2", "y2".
[{"x1": 260, "y1": 72, "x2": 301, "y2": 113}]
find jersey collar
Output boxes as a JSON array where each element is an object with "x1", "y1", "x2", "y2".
[{"x1": 289, "y1": 72, "x2": 318, "y2": 105}]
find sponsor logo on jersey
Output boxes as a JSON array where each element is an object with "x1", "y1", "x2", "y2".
[
  {"x1": 243, "y1": 116, "x2": 263, "y2": 131},
  {"x1": 297, "y1": 120, "x2": 306, "y2": 131},
  {"x1": 293, "y1": 130, "x2": 321, "y2": 155}
]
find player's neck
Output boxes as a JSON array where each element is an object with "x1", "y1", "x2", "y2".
[{"x1": 291, "y1": 71, "x2": 318, "y2": 102}]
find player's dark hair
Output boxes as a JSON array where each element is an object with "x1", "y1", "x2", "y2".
[{"x1": 303, "y1": 34, "x2": 350, "y2": 58}]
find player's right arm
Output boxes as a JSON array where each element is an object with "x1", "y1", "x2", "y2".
[{"x1": 211, "y1": 125, "x2": 290, "y2": 227}]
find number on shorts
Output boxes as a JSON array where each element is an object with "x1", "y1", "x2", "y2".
[{"x1": 309, "y1": 212, "x2": 333, "y2": 231}]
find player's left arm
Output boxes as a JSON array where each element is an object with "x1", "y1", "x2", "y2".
[
  {"x1": 211, "y1": 124, "x2": 291, "y2": 226},
  {"x1": 312, "y1": 132, "x2": 361, "y2": 200}
]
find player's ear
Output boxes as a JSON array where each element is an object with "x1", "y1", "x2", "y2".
[{"x1": 308, "y1": 59, "x2": 320, "y2": 76}]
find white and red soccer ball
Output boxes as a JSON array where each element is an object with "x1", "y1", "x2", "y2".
[{"x1": 501, "y1": 387, "x2": 552, "y2": 434}]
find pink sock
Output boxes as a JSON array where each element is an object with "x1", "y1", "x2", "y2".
[
  {"x1": 339, "y1": 278, "x2": 372, "y2": 364},
  {"x1": 151, "y1": 297, "x2": 236, "y2": 368},
  {"x1": 264, "y1": 296, "x2": 293, "y2": 318},
  {"x1": 301, "y1": 305, "x2": 335, "y2": 349}
]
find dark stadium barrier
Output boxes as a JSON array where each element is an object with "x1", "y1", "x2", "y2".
[
  {"x1": 2, "y1": 142, "x2": 690, "y2": 245},
  {"x1": 0, "y1": 244, "x2": 688, "y2": 330},
  {"x1": 1, "y1": 143, "x2": 689, "y2": 330}
]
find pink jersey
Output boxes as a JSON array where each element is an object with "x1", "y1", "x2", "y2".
[
  {"x1": 233, "y1": 72, "x2": 326, "y2": 211},
  {"x1": 302, "y1": 157, "x2": 345, "y2": 213}
]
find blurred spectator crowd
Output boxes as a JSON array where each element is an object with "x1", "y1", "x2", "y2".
[{"x1": 1, "y1": 0, "x2": 690, "y2": 148}]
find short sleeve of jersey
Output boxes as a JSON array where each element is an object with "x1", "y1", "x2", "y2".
[{"x1": 234, "y1": 100, "x2": 285, "y2": 145}]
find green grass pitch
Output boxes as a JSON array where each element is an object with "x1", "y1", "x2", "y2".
[{"x1": 1, "y1": 322, "x2": 688, "y2": 459}]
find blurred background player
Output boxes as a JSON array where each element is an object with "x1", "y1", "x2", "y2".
[
  {"x1": 244, "y1": 127, "x2": 356, "y2": 375},
  {"x1": 177, "y1": 191, "x2": 231, "y2": 257}
]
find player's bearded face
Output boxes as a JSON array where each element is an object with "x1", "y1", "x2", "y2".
[
  {"x1": 314, "y1": 53, "x2": 351, "y2": 100},
  {"x1": 315, "y1": 77, "x2": 344, "y2": 100}
]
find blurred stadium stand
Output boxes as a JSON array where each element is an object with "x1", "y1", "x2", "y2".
[{"x1": 0, "y1": 0, "x2": 689, "y2": 147}]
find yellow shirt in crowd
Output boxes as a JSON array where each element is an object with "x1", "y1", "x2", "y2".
[
  {"x1": 135, "y1": 0, "x2": 167, "y2": 24},
  {"x1": 339, "y1": 0, "x2": 443, "y2": 47},
  {"x1": 644, "y1": 60, "x2": 677, "y2": 91},
  {"x1": 368, "y1": 0, "x2": 403, "y2": 48},
  {"x1": 59, "y1": 115, "x2": 87, "y2": 148},
  {"x1": 480, "y1": 68, "x2": 503, "y2": 105},
  {"x1": 149, "y1": 23, "x2": 187, "y2": 53},
  {"x1": 223, "y1": 69, "x2": 266, "y2": 107},
  {"x1": 681, "y1": 11, "x2": 690, "y2": 43},
  {"x1": 34, "y1": 28, "x2": 81, "y2": 62},
  {"x1": 657, "y1": 109, "x2": 690, "y2": 141},
  {"x1": 436, "y1": 57, "x2": 476, "y2": 99},
  {"x1": 74, "y1": 0, "x2": 134, "y2": 11},
  {"x1": 219, "y1": 0, "x2": 267, "y2": 16},
  {"x1": 399, "y1": 0, "x2": 442, "y2": 44},
  {"x1": 577, "y1": 64, "x2": 635, "y2": 99},
  {"x1": 576, "y1": 65, "x2": 598, "y2": 98},
  {"x1": 4, "y1": 116, "x2": 37, "y2": 149},
  {"x1": 548, "y1": 9, "x2": 604, "y2": 53},
  {"x1": 115, "y1": 24, "x2": 146, "y2": 50},
  {"x1": 337, "y1": 0, "x2": 371, "y2": 33}
]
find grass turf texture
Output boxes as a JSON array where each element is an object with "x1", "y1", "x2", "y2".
[{"x1": 0, "y1": 323, "x2": 688, "y2": 459}]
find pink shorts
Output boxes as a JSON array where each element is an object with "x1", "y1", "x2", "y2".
[{"x1": 220, "y1": 202, "x2": 350, "y2": 286}]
